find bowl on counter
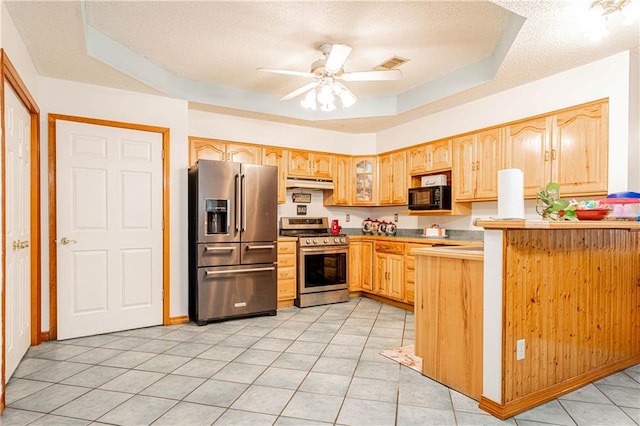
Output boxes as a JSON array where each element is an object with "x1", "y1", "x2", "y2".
[{"x1": 574, "y1": 208, "x2": 611, "y2": 221}]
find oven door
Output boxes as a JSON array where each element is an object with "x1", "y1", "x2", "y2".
[{"x1": 298, "y1": 246, "x2": 348, "y2": 294}]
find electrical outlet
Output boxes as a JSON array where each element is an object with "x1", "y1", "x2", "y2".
[
  {"x1": 516, "y1": 339, "x2": 525, "y2": 360},
  {"x1": 345, "y1": 214, "x2": 350, "y2": 222},
  {"x1": 394, "y1": 213, "x2": 398, "y2": 222}
]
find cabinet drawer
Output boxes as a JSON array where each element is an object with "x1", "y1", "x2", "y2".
[
  {"x1": 277, "y1": 266, "x2": 296, "y2": 280},
  {"x1": 405, "y1": 257, "x2": 415, "y2": 271},
  {"x1": 405, "y1": 269, "x2": 415, "y2": 284},
  {"x1": 278, "y1": 255, "x2": 296, "y2": 268},
  {"x1": 278, "y1": 278, "x2": 296, "y2": 300},
  {"x1": 278, "y1": 242, "x2": 297, "y2": 255},
  {"x1": 375, "y1": 241, "x2": 404, "y2": 254}
]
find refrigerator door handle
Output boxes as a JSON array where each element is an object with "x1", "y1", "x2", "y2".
[
  {"x1": 205, "y1": 246, "x2": 236, "y2": 251},
  {"x1": 205, "y1": 266, "x2": 275, "y2": 276},
  {"x1": 246, "y1": 244, "x2": 275, "y2": 250},
  {"x1": 235, "y1": 173, "x2": 241, "y2": 232},
  {"x1": 241, "y1": 173, "x2": 247, "y2": 232}
]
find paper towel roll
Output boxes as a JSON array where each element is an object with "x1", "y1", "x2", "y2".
[{"x1": 497, "y1": 169, "x2": 525, "y2": 219}]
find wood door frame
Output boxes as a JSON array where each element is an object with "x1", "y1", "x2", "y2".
[
  {"x1": 48, "y1": 114, "x2": 171, "y2": 340},
  {"x1": 0, "y1": 49, "x2": 41, "y2": 412}
]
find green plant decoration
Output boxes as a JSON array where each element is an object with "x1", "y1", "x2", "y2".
[{"x1": 535, "y1": 182, "x2": 577, "y2": 221}]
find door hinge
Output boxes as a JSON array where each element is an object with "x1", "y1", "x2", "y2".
[
  {"x1": 162, "y1": 219, "x2": 165, "y2": 230},
  {"x1": 161, "y1": 150, "x2": 165, "y2": 160}
]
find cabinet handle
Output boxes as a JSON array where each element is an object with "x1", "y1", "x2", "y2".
[
  {"x1": 471, "y1": 162, "x2": 475, "y2": 171},
  {"x1": 544, "y1": 150, "x2": 549, "y2": 161},
  {"x1": 551, "y1": 149, "x2": 557, "y2": 160},
  {"x1": 476, "y1": 161, "x2": 480, "y2": 171}
]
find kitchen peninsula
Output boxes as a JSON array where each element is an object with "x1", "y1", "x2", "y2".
[{"x1": 413, "y1": 220, "x2": 640, "y2": 419}]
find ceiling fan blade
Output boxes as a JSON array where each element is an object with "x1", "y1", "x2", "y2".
[
  {"x1": 325, "y1": 44, "x2": 352, "y2": 73},
  {"x1": 340, "y1": 69, "x2": 402, "y2": 81},
  {"x1": 281, "y1": 81, "x2": 320, "y2": 101},
  {"x1": 257, "y1": 68, "x2": 315, "y2": 78}
]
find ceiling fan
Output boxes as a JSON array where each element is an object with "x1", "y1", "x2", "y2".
[{"x1": 258, "y1": 43, "x2": 402, "y2": 111}]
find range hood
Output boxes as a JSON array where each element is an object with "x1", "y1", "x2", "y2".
[{"x1": 286, "y1": 177, "x2": 334, "y2": 190}]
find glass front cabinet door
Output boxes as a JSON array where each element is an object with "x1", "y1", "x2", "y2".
[{"x1": 353, "y1": 157, "x2": 377, "y2": 205}]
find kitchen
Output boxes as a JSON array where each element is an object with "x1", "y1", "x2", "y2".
[{"x1": 1, "y1": 1, "x2": 639, "y2": 424}]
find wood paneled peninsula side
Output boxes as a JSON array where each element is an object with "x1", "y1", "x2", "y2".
[{"x1": 476, "y1": 220, "x2": 640, "y2": 419}]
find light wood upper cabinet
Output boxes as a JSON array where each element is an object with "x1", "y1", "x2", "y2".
[
  {"x1": 552, "y1": 102, "x2": 608, "y2": 195},
  {"x1": 262, "y1": 147, "x2": 287, "y2": 204},
  {"x1": 226, "y1": 143, "x2": 262, "y2": 164},
  {"x1": 287, "y1": 150, "x2": 312, "y2": 177},
  {"x1": 189, "y1": 137, "x2": 262, "y2": 166},
  {"x1": 453, "y1": 129, "x2": 503, "y2": 201},
  {"x1": 379, "y1": 151, "x2": 407, "y2": 205},
  {"x1": 352, "y1": 156, "x2": 377, "y2": 205},
  {"x1": 504, "y1": 117, "x2": 551, "y2": 197},
  {"x1": 504, "y1": 100, "x2": 608, "y2": 197},
  {"x1": 189, "y1": 137, "x2": 226, "y2": 165},
  {"x1": 408, "y1": 144, "x2": 429, "y2": 175},
  {"x1": 287, "y1": 150, "x2": 334, "y2": 179},
  {"x1": 312, "y1": 153, "x2": 334, "y2": 179},
  {"x1": 330, "y1": 155, "x2": 350, "y2": 205},
  {"x1": 428, "y1": 139, "x2": 453, "y2": 171},
  {"x1": 409, "y1": 140, "x2": 452, "y2": 176}
]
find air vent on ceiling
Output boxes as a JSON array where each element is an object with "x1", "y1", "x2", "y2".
[{"x1": 375, "y1": 56, "x2": 409, "y2": 70}]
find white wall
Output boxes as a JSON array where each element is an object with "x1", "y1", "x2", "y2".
[{"x1": 37, "y1": 78, "x2": 190, "y2": 323}]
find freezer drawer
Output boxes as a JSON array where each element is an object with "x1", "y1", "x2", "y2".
[
  {"x1": 197, "y1": 243, "x2": 240, "y2": 267},
  {"x1": 192, "y1": 263, "x2": 277, "y2": 324},
  {"x1": 241, "y1": 242, "x2": 277, "y2": 265}
]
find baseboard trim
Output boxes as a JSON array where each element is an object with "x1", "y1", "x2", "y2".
[
  {"x1": 479, "y1": 354, "x2": 640, "y2": 420},
  {"x1": 39, "y1": 331, "x2": 51, "y2": 342},
  {"x1": 277, "y1": 300, "x2": 294, "y2": 308},
  {"x1": 168, "y1": 315, "x2": 190, "y2": 325},
  {"x1": 361, "y1": 293, "x2": 413, "y2": 312}
]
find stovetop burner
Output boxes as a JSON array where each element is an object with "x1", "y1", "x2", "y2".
[{"x1": 280, "y1": 217, "x2": 348, "y2": 247}]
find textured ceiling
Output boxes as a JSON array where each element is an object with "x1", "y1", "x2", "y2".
[{"x1": 4, "y1": 1, "x2": 640, "y2": 133}]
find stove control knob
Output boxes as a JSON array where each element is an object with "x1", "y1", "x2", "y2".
[
  {"x1": 334, "y1": 237, "x2": 340, "y2": 243},
  {"x1": 340, "y1": 237, "x2": 346, "y2": 243},
  {"x1": 305, "y1": 239, "x2": 311, "y2": 245},
  {"x1": 312, "y1": 239, "x2": 318, "y2": 244},
  {"x1": 323, "y1": 238, "x2": 328, "y2": 244}
]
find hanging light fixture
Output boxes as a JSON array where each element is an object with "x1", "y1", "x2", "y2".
[{"x1": 300, "y1": 78, "x2": 358, "y2": 111}]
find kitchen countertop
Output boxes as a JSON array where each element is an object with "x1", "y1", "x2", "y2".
[
  {"x1": 411, "y1": 245, "x2": 484, "y2": 260},
  {"x1": 346, "y1": 234, "x2": 483, "y2": 246},
  {"x1": 475, "y1": 219, "x2": 640, "y2": 230}
]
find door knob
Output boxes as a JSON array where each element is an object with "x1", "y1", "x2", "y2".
[
  {"x1": 19, "y1": 240, "x2": 30, "y2": 249},
  {"x1": 12, "y1": 240, "x2": 19, "y2": 251},
  {"x1": 60, "y1": 237, "x2": 77, "y2": 245}
]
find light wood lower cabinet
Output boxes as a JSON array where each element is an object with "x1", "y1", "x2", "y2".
[
  {"x1": 373, "y1": 241, "x2": 404, "y2": 301},
  {"x1": 348, "y1": 240, "x2": 373, "y2": 292},
  {"x1": 277, "y1": 240, "x2": 297, "y2": 307},
  {"x1": 414, "y1": 248, "x2": 484, "y2": 401},
  {"x1": 404, "y1": 243, "x2": 433, "y2": 304}
]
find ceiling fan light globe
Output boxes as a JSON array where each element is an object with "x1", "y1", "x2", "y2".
[
  {"x1": 317, "y1": 84, "x2": 334, "y2": 105},
  {"x1": 339, "y1": 91, "x2": 357, "y2": 108},
  {"x1": 301, "y1": 89, "x2": 317, "y2": 110}
]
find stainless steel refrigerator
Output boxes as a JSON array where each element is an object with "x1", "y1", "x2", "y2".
[{"x1": 188, "y1": 159, "x2": 278, "y2": 324}]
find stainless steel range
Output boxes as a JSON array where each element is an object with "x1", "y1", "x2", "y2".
[{"x1": 280, "y1": 217, "x2": 349, "y2": 308}]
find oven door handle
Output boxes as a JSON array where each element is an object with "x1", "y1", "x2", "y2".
[
  {"x1": 300, "y1": 247, "x2": 348, "y2": 254},
  {"x1": 205, "y1": 266, "x2": 275, "y2": 276},
  {"x1": 246, "y1": 244, "x2": 275, "y2": 250}
]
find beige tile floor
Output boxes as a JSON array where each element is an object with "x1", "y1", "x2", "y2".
[{"x1": 1, "y1": 297, "x2": 638, "y2": 425}]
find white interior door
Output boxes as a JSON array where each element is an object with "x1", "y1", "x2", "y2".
[
  {"x1": 56, "y1": 120, "x2": 163, "y2": 340},
  {"x1": 5, "y1": 82, "x2": 31, "y2": 378}
]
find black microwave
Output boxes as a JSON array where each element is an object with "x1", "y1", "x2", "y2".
[{"x1": 408, "y1": 185, "x2": 452, "y2": 210}]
